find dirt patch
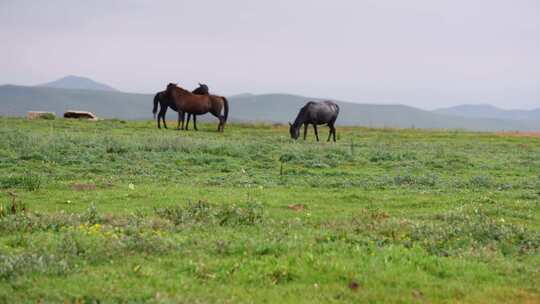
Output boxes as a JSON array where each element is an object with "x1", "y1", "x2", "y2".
[
  {"x1": 348, "y1": 280, "x2": 360, "y2": 292},
  {"x1": 287, "y1": 204, "x2": 306, "y2": 211},
  {"x1": 496, "y1": 132, "x2": 540, "y2": 138},
  {"x1": 71, "y1": 183, "x2": 96, "y2": 191},
  {"x1": 412, "y1": 289, "x2": 424, "y2": 299}
]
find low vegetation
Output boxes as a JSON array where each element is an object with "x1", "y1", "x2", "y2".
[{"x1": 0, "y1": 117, "x2": 539, "y2": 303}]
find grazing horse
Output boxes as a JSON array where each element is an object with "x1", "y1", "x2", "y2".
[
  {"x1": 152, "y1": 83, "x2": 209, "y2": 129},
  {"x1": 289, "y1": 101, "x2": 339, "y2": 142},
  {"x1": 165, "y1": 83, "x2": 229, "y2": 132}
]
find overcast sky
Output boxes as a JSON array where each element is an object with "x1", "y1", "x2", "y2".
[{"x1": 1, "y1": 0, "x2": 539, "y2": 109}]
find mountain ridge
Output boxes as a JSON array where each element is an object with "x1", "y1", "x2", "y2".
[
  {"x1": 1, "y1": 84, "x2": 537, "y2": 131},
  {"x1": 38, "y1": 75, "x2": 118, "y2": 92},
  {"x1": 435, "y1": 104, "x2": 540, "y2": 121}
]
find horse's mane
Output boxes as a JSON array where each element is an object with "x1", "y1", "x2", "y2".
[
  {"x1": 167, "y1": 83, "x2": 191, "y2": 95},
  {"x1": 299, "y1": 101, "x2": 317, "y2": 115},
  {"x1": 192, "y1": 83, "x2": 209, "y2": 95},
  {"x1": 292, "y1": 102, "x2": 315, "y2": 126}
]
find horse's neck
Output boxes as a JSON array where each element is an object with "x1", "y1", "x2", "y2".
[
  {"x1": 177, "y1": 88, "x2": 190, "y2": 95},
  {"x1": 174, "y1": 89, "x2": 193, "y2": 100},
  {"x1": 293, "y1": 110, "x2": 306, "y2": 127}
]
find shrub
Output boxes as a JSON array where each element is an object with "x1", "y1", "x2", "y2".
[
  {"x1": 155, "y1": 200, "x2": 265, "y2": 227},
  {"x1": 0, "y1": 173, "x2": 41, "y2": 191},
  {"x1": 40, "y1": 113, "x2": 56, "y2": 120},
  {"x1": 81, "y1": 204, "x2": 102, "y2": 225},
  {"x1": 469, "y1": 175, "x2": 493, "y2": 188},
  {"x1": 369, "y1": 150, "x2": 416, "y2": 163}
]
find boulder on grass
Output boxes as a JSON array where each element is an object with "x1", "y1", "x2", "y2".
[
  {"x1": 27, "y1": 111, "x2": 56, "y2": 120},
  {"x1": 63, "y1": 111, "x2": 98, "y2": 121}
]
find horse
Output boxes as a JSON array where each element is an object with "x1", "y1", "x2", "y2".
[
  {"x1": 152, "y1": 83, "x2": 209, "y2": 129},
  {"x1": 184, "y1": 83, "x2": 209, "y2": 130},
  {"x1": 289, "y1": 100, "x2": 339, "y2": 142},
  {"x1": 165, "y1": 83, "x2": 229, "y2": 132}
]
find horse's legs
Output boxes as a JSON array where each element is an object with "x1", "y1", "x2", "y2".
[
  {"x1": 328, "y1": 122, "x2": 337, "y2": 142},
  {"x1": 180, "y1": 112, "x2": 186, "y2": 130},
  {"x1": 158, "y1": 107, "x2": 168, "y2": 129},
  {"x1": 327, "y1": 124, "x2": 332, "y2": 142},
  {"x1": 326, "y1": 122, "x2": 336, "y2": 141},
  {"x1": 313, "y1": 125, "x2": 319, "y2": 142},
  {"x1": 220, "y1": 117, "x2": 225, "y2": 132},
  {"x1": 208, "y1": 108, "x2": 225, "y2": 132},
  {"x1": 176, "y1": 111, "x2": 184, "y2": 130},
  {"x1": 163, "y1": 108, "x2": 169, "y2": 129},
  {"x1": 303, "y1": 123, "x2": 308, "y2": 140},
  {"x1": 185, "y1": 114, "x2": 191, "y2": 130},
  {"x1": 216, "y1": 114, "x2": 227, "y2": 132},
  {"x1": 157, "y1": 112, "x2": 161, "y2": 129},
  {"x1": 193, "y1": 115, "x2": 198, "y2": 131},
  {"x1": 216, "y1": 116, "x2": 223, "y2": 132}
]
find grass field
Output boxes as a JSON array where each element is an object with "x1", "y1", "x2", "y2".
[{"x1": 0, "y1": 117, "x2": 539, "y2": 303}]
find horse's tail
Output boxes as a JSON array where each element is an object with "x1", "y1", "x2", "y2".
[
  {"x1": 222, "y1": 96, "x2": 229, "y2": 123},
  {"x1": 152, "y1": 92, "x2": 160, "y2": 119}
]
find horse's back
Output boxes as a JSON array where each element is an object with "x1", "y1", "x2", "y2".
[
  {"x1": 322, "y1": 100, "x2": 339, "y2": 116},
  {"x1": 305, "y1": 100, "x2": 339, "y2": 123},
  {"x1": 185, "y1": 95, "x2": 212, "y2": 114}
]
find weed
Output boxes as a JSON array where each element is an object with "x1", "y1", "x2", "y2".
[
  {"x1": 0, "y1": 172, "x2": 41, "y2": 191},
  {"x1": 155, "y1": 200, "x2": 265, "y2": 227},
  {"x1": 81, "y1": 203, "x2": 102, "y2": 225},
  {"x1": 40, "y1": 113, "x2": 56, "y2": 120}
]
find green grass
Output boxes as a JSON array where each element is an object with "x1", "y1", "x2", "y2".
[{"x1": 0, "y1": 117, "x2": 539, "y2": 303}]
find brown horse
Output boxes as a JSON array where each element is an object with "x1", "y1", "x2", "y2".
[
  {"x1": 165, "y1": 83, "x2": 229, "y2": 132},
  {"x1": 184, "y1": 83, "x2": 210, "y2": 130},
  {"x1": 153, "y1": 83, "x2": 210, "y2": 130}
]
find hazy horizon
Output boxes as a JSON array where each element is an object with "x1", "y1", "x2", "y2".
[{"x1": 1, "y1": 0, "x2": 539, "y2": 110}]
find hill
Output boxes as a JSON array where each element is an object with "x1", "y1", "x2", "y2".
[
  {"x1": 434, "y1": 104, "x2": 540, "y2": 121},
  {"x1": 228, "y1": 94, "x2": 539, "y2": 131},
  {"x1": 38, "y1": 75, "x2": 118, "y2": 92},
  {"x1": 1, "y1": 84, "x2": 539, "y2": 131},
  {"x1": 0, "y1": 85, "x2": 149, "y2": 119}
]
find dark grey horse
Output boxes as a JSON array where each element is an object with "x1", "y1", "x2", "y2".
[
  {"x1": 289, "y1": 101, "x2": 339, "y2": 142},
  {"x1": 152, "y1": 83, "x2": 209, "y2": 130}
]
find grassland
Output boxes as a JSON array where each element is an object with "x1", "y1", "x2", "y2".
[{"x1": 0, "y1": 117, "x2": 539, "y2": 303}]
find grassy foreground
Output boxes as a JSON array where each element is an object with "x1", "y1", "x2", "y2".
[{"x1": 0, "y1": 117, "x2": 539, "y2": 303}]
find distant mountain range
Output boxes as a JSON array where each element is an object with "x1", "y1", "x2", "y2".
[
  {"x1": 434, "y1": 104, "x2": 540, "y2": 122},
  {"x1": 38, "y1": 75, "x2": 118, "y2": 92},
  {"x1": 1, "y1": 76, "x2": 539, "y2": 131}
]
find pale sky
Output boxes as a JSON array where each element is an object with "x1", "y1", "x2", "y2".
[{"x1": 1, "y1": 0, "x2": 539, "y2": 109}]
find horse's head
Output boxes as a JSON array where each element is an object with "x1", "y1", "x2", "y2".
[
  {"x1": 163, "y1": 83, "x2": 174, "y2": 98},
  {"x1": 166, "y1": 83, "x2": 177, "y2": 92},
  {"x1": 198, "y1": 83, "x2": 209, "y2": 94},
  {"x1": 289, "y1": 122, "x2": 300, "y2": 140},
  {"x1": 166, "y1": 83, "x2": 190, "y2": 97}
]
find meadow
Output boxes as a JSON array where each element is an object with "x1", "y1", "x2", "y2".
[{"x1": 0, "y1": 117, "x2": 539, "y2": 303}]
